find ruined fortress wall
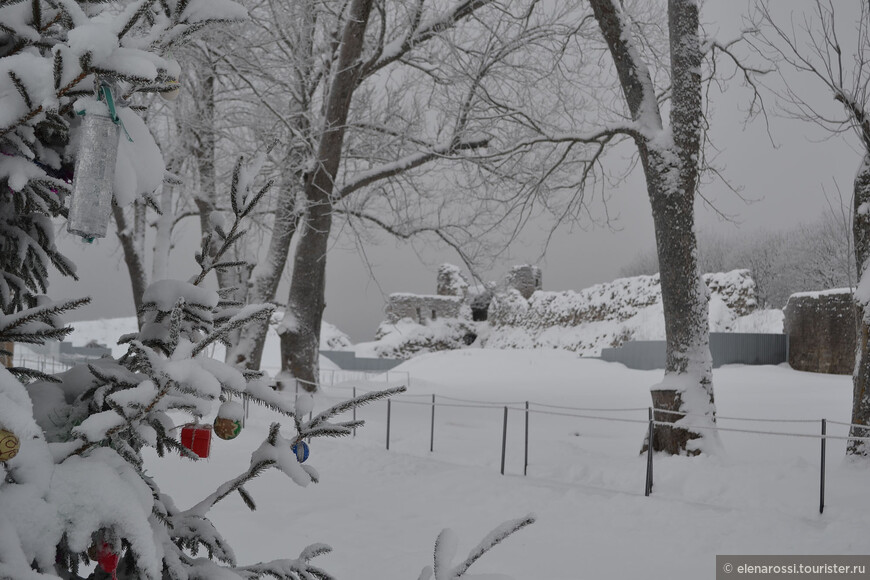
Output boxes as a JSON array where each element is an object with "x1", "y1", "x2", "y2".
[
  {"x1": 385, "y1": 294, "x2": 466, "y2": 324},
  {"x1": 784, "y1": 289, "x2": 855, "y2": 375}
]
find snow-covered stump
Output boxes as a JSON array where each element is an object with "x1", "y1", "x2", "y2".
[{"x1": 850, "y1": 156, "x2": 870, "y2": 456}]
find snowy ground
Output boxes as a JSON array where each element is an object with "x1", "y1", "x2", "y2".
[{"x1": 140, "y1": 349, "x2": 868, "y2": 579}]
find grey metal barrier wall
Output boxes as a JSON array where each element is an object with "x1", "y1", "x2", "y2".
[
  {"x1": 320, "y1": 350, "x2": 404, "y2": 372},
  {"x1": 599, "y1": 333, "x2": 788, "y2": 370}
]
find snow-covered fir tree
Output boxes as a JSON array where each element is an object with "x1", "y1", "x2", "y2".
[{"x1": 0, "y1": 1, "x2": 405, "y2": 578}]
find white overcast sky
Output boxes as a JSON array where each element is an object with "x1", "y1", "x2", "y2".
[{"x1": 49, "y1": 0, "x2": 865, "y2": 342}]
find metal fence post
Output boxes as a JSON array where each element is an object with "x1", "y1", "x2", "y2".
[
  {"x1": 500, "y1": 406, "x2": 508, "y2": 475},
  {"x1": 352, "y1": 386, "x2": 357, "y2": 438},
  {"x1": 645, "y1": 407, "x2": 654, "y2": 496},
  {"x1": 820, "y1": 418, "x2": 826, "y2": 514},
  {"x1": 386, "y1": 399, "x2": 392, "y2": 451},
  {"x1": 524, "y1": 401, "x2": 529, "y2": 476},
  {"x1": 430, "y1": 394, "x2": 436, "y2": 452}
]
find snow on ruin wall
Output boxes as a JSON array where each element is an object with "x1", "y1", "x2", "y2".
[
  {"x1": 484, "y1": 269, "x2": 761, "y2": 356},
  {"x1": 384, "y1": 294, "x2": 468, "y2": 324}
]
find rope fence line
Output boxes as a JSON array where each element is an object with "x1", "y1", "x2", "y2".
[
  {"x1": 649, "y1": 420, "x2": 870, "y2": 442},
  {"x1": 314, "y1": 381, "x2": 866, "y2": 433},
  {"x1": 530, "y1": 402, "x2": 650, "y2": 412},
  {"x1": 324, "y1": 385, "x2": 865, "y2": 513},
  {"x1": 391, "y1": 398, "x2": 516, "y2": 411},
  {"x1": 526, "y1": 408, "x2": 649, "y2": 425},
  {"x1": 715, "y1": 415, "x2": 820, "y2": 423},
  {"x1": 825, "y1": 419, "x2": 870, "y2": 430},
  {"x1": 436, "y1": 394, "x2": 528, "y2": 406}
]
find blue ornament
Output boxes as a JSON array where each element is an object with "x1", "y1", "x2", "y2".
[{"x1": 292, "y1": 441, "x2": 309, "y2": 463}]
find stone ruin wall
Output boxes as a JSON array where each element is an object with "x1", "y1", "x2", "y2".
[
  {"x1": 385, "y1": 294, "x2": 466, "y2": 324},
  {"x1": 784, "y1": 290, "x2": 855, "y2": 375},
  {"x1": 504, "y1": 265, "x2": 542, "y2": 300},
  {"x1": 384, "y1": 263, "x2": 543, "y2": 325}
]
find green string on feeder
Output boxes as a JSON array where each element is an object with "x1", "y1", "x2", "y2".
[
  {"x1": 99, "y1": 83, "x2": 134, "y2": 143},
  {"x1": 76, "y1": 83, "x2": 134, "y2": 143}
]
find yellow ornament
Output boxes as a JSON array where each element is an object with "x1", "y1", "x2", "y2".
[{"x1": 0, "y1": 429, "x2": 20, "y2": 462}]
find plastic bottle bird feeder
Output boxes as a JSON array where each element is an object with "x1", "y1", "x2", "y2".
[
  {"x1": 180, "y1": 424, "x2": 212, "y2": 458},
  {"x1": 67, "y1": 83, "x2": 122, "y2": 241}
]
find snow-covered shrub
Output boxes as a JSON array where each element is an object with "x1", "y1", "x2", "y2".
[
  {"x1": 320, "y1": 321, "x2": 354, "y2": 351},
  {"x1": 360, "y1": 317, "x2": 478, "y2": 359}
]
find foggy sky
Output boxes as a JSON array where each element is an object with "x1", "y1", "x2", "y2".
[{"x1": 48, "y1": 0, "x2": 864, "y2": 342}]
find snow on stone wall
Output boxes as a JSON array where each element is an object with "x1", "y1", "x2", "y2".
[
  {"x1": 504, "y1": 264, "x2": 542, "y2": 300},
  {"x1": 436, "y1": 263, "x2": 470, "y2": 298},
  {"x1": 484, "y1": 269, "x2": 766, "y2": 356},
  {"x1": 385, "y1": 293, "x2": 467, "y2": 324},
  {"x1": 361, "y1": 269, "x2": 774, "y2": 360},
  {"x1": 355, "y1": 318, "x2": 478, "y2": 359}
]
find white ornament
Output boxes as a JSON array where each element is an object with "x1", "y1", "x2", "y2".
[{"x1": 160, "y1": 82, "x2": 180, "y2": 101}]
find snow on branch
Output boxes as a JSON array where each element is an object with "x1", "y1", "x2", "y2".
[
  {"x1": 361, "y1": 0, "x2": 496, "y2": 80},
  {"x1": 588, "y1": 0, "x2": 662, "y2": 136},
  {"x1": 337, "y1": 138, "x2": 489, "y2": 200},
  {"x1": 419, "y1": 514, "x2": 536, "y2": 580}
]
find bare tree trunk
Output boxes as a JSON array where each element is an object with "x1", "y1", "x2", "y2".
[
  {"x1": 112, "y1": 200, "x2": 148, "y2": 327},
  {"x1": 279, "y1": 0, "x2": 373, "y2": 390},
  {"x1": 229, "y1": 181, "x2": 299, "y2": 369},
  {"x1": 850, "y1": 156, "x2": 870, "y2": 455},
  {"x1": 591, "y1": 0, "x2": 716, "y2": 455}
]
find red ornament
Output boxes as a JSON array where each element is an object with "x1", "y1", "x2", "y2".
[
  {"x1": 88, "y1": 542, "x2": 119, "y2": 580},
  {"x1": 180, "y1": 424, "x2": 212, "y2": 458}
]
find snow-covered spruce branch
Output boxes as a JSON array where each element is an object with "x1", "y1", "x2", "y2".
[
  {"x1": 192, "y1": 155, "x2": 273, "y2": 286},
  {"x1": 0, "y1": 69, "x2": 89, "y2": 137},
  {"x1": 234, "y1": 544, "x2": 334, "y2": 580},
  {"x1": 0, "y1": 297, "x2": 90, "y2": 343},
  {"x1": 293, "y1": 385, "x2": 406, "y2": 443},
  {"x1": 190, "y1": 303, "x2": 275, "y2": 358},
  {"x1": 67, "y1": 373, "x2": 177, "y2": 458},
  {"x1": 186, "y1": 423, "x2": 319, "y2": 518},
  {"x1": 419, "y1": 514, "x2": 536, "y2": 580},
  {"x1": 220, "y1": 376, "x2": 298, "y2": 418}
]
